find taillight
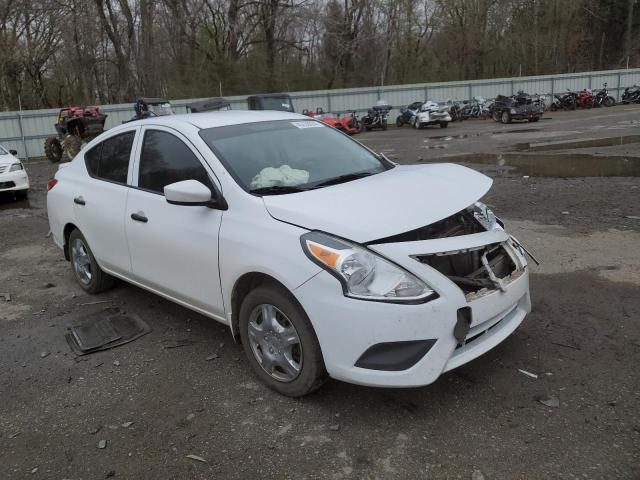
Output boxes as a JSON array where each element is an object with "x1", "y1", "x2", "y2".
[{"x1": 47, "y1": 179, "x2": 58, "y2": 191}]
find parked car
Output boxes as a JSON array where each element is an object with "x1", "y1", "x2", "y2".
[
  {"x1": 0, "y1": 145, "x2": 29, "y2": 199},
  {"x1": 491, "y1": 92, "x2": 543, "y2": 124},
  {"x1": 47, "y1": 111, "x2": 531, "y2": 397},
  {"x1": 414, "y1": 101, "x2": 452, "y2": 128},
  {"x1": 248, "y1": 94, "x2": 295, "y2": 112}
]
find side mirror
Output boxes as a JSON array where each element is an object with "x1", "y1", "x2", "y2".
[
  {"x1": 164, "y1": 180, "x2": 227, "y2": 209},
  {"x1": 9, "y1": 149, "x2": 18, "y2": 156}
]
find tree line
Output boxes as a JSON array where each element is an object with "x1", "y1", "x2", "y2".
[{"x1": 0, "y1": 0, "x2": 637, "y2": 111}]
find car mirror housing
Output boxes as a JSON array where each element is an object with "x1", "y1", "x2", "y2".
[
  {"x1": 164, "y1": 180, "x2": 227, "y2": 209},
  {"x1": 9, "y1": 149, "x2": 18, "y2": 155}
]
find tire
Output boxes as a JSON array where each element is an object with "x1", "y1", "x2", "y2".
[
  {"x1": 14, "y1": 189, "x2": 28, "y2": 200},
  {"x1": 239, "y1": 284, "x2": 327, "y2": 397},
  {"x1": 413, "y1": 120, "x2": 419, "y2": 129},
  {"x1": 44, "y1": 137, "x2": 62, "y2": 163},
  {"x1": 62, "y1": 135, "x2": 82, "y2": 160},
  {"x1": 396, "y1": 116, "x2": 404, "y2": 127},
  {"x1": 439, "y1": 122, "x2": 448, "y2": 128},
  {"x1": 501, "y1": 111, "x2": 512, "y2": 124},
  {"x1": 550, "y1": 103, "x2": 558, "y2": 112},
  {"x1": 492, "y1": 111, "x2": 500, "y2": 122},
  {"x1": 381, "y1": 120, "x2": 387, "y2": 131},
  {"x1": 68, "y1": 229, "x2": 115, "y2": 294},
  {"x1": 604, "y1": 96, "x2": 616, "y2": 107},
  {"x1": 532, "y1": 117, "x2": 540, "y2": 122}
]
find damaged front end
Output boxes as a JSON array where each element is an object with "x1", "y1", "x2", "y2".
[{"x1": 369, "y1": 203, "x2": 527, "y2": 302}]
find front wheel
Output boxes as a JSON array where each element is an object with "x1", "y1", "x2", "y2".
[
  {"x1": 44, "y1": 137, "x2": 62, "y2": 163},
  {"x1": 501, "y1": 111, "x2": 512, "y2": 124},
  {"x1": 604, "y1": 96, "x2": 616, "y2": 107},
  {"x1": 239, "y1": 284, "x2": 327, "y2": 397},
  {"x1": 68, "y1": 229, "x2": 115, "y2": 294},
  {"x1": 396, "y1": 116, "x2": 404, "y2": 127}
]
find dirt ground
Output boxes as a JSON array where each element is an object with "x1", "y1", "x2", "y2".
[{"x1": 1, "y1": 106, "x2": 639, "y2": 480}]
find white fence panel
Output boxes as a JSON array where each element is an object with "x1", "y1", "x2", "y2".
[{"x1": 1, "y1": 68, "x2": 639, "y2": 159}]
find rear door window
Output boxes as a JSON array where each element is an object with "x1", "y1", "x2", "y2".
[
  {"x1": 85, "y1": 131, "x2": 135, "y2": 184},
  {"x1": 138, "y1": 129, "x2": 212, "y2": 194}
]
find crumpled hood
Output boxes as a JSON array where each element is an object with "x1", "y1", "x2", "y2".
[{"x1": 263, "y1": 163, "x2": 492, "y2": 243}]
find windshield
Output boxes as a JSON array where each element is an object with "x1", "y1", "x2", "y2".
[
  {"x1": 148, "y1": 103, "x2": 174, "y2": 116},
  {"x1": 260, "y1": 97, "x2": 294, "y2": 112},
  {"x1": 0, "y1": 146, "x2": 7, "y2": 155},
  {"x1": 199, "y1": 120, "x2": 390, "y2": 194}
]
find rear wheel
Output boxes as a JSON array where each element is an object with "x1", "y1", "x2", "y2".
[
  {"x1": 68, "y1": 229, "x2": 115, "y2": 294},
  {"x1": 492, "y1": 110, "x2": 500, "y2": 122},
  {"x1": 396, "y1": 116, "x2": 404, "y2": 127},
  {"x1": 62, "y1": 135, "x2": 82, "y2": 160},
  {"x1": 501, "y1": 111, "x2": 512, "y2": 124},
  {"x1": 604, "y1": 96, "x2": 616, "y2": 107},
  {"x1": 44, "y1": 137, "x2": 62, "y2": 163},
  {"x1": 239, "y1": 284, "x2": 327, "y2": 397}
]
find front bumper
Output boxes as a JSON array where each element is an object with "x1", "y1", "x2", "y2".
[
  {"x1": 294, "y1": 231, "x2": 531, "y2": 388},
  {"x1": 0, "y1": 170, "x2": 29, "y2": 192}
]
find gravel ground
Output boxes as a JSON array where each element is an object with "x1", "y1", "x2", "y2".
[{"x1": 1, "y1": 106, "x2": 639, "y2": 479}]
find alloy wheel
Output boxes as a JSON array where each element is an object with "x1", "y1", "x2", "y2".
[
  {"x1": 71, "y1": 238, "x2": 92, "y2": 285},
  {"x1": 247, "y1": 304, "x2": 303, "y2": 382}
]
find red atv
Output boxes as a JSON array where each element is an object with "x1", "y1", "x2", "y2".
[
  {"x1": 44, "y1": 106, "x2": 108, "y2": 163},
  {"x1": 303, "y1": 108, "x2": 363, "y2": 134},
  {"x1": 577, "y1": 89, "x2": 594, "y2": 109}
]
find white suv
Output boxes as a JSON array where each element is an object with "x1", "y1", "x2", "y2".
[{"x1": 47, "y1": 111, "x2": 531, "y2": 396}]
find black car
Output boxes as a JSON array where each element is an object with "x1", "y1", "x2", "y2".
[{"x1": 491, "y1": 92, "x2": 543, "y2": 124}]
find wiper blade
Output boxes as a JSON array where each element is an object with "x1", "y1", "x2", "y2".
[
  {"x1": 311, "y1": 171, "x2": 374, "y2": 189},
  {"x1": 250, "y1": 185, "x2": 308, "y2": 195}
]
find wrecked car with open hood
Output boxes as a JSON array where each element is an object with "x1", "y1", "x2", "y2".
[{"x1": 47, "y1": 110, "x2": 530, "y2": 396}]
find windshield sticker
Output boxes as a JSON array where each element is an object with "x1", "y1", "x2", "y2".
[{"x1": 291, "y1": 121, "x2": 323, "y2": 129}]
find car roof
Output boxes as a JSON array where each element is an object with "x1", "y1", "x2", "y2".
[{"x1": 117, "y1": 110, "x2": 305, "y2": 132}]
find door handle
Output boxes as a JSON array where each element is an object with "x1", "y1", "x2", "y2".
[
  {"x1": 131, "y1": 212, "x2": 148, "y2": 223},
  {"x1": 73, "y1": 196, "x2": 85, "y2": 205}
]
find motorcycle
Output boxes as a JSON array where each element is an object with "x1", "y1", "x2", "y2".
[
  {"x1": 550, "y1": 90, "x2": 577, "y2": 111},
  {"x1": 461, "y1": 96, "x2": 491, "y2": 119},
  {"x1": 577, "y1": 89, "x2": 594, "y2": 108},
  {"x1": 396, "y1": 101, "x2": 422, "y2": 127},
  {"x1": 591, "y1": 83, "x2": 616, "y2": 107},
  {"x1": 622, "y1": 85, "x2": 640, "y2": 104},
  {"x1": 445, "y1": 100, "x2": 465, "y2": 122},
  {"x1": 362, "y1": 103, "x2": 391, "y2": 131}
]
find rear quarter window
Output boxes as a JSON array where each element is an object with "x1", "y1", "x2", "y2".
[{"x1": 84, "y1": 131, "x2": 135, "y2": 184}]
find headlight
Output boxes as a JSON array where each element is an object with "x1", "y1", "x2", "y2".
[
  {"x1": 301, "y1": 231, "x2": 436, "y2": 303},
  {"x1": 8, "y1": 162, "x2": 23, "y2": 172}
]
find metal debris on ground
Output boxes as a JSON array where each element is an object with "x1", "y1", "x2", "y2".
[
  {"x1": 538, "y1": 395, "x2": 560, "y2": 408},
  {"x1": 65, "y1": 308, "x2": 151, "y2": 356},
  {"x1": 186, "y1": 454, "x2": 207, "y2": 463},
  {"x1": 97, "y1": 439, "x2": 107, "y2": 449},
  {"x1": 205, "y1": 354, "x2": 218, "y2": 361},
  {"x1": 0, "y1": 292, "x2": 10, "y2": 301},
  {"x1": 518, "y1": 369, "x2": 538, "y2": 379}
]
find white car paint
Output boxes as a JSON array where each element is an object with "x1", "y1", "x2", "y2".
[
  {"x1": 47, "y1": 110, "x2": 530, "y2": 389},
  {"x1": 0, "y1": 145, "x2": 29, "y2": 194}
]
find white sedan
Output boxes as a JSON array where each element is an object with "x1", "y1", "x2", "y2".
[
  {"x1": 46, "y1": 111, "x2": 531, "y2": 396},
  {"x1": 0, "y1": 145, "x2": 29, "y2": 199}
]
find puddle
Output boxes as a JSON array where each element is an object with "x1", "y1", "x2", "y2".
[
  {"x1": 423, "y1": 144, "x2": 447, "y2": 150},
  {"x1": 421, "y1": 153, "x2": 640, "y2": 177},
  {"x1": 425, "y1": 134, "x2": 474, "y2": 141},
  {"x1": 492, "y1": 128, "x2": 541, "y2": 135},
  {"x1": 519, "y1": 134, "x2": 640, "y2": 152}
]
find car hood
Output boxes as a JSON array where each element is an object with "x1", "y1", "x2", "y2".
[
  {"x1": 0, "y1": 154, "x2": 18, "y2": 166},
  {"x1": 262, "y1": 163, "x2": 492, "y2": 243}
]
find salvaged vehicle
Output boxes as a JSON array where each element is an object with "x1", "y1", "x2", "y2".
[
  {"x1": 361, "y1": 104, "x2": 391, "y2": 130},
  {"x1": 187, "y1": 97, "x2": 232, "y2": 113},
  {"x1": 414, "y1": 101, "x2": 452, "y2": 128},
  {"x1": 248, "y1": 94, "x2": 294, "y2": 112},
  {"x1": 302, "y1": 109, "x2": 362, "y2": 134},
  {"x1": 125, "y1": 97, "x2": 174, "y2": 123},
  {"x1": 396, "y1": 101, "x2": 423, "y2": 127},
  {"x1": 0, "y1": 145, "x2": 29, "y2": 199},
  {"x1": 47, "y1": 111, "x2": 531, "y2": 397},
  {"x1": 44, "y1": 106, "x2": 108, "y2": 163},
  {"x1": 491, "y1": 92, "x2": 543, "y2": 124}
]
